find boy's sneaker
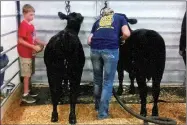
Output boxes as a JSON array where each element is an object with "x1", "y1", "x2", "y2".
[
  {"x1": 22, "y1": 94, "x2": 36, "y2": 104},
  {"x1": 29, "y1": 90, "x2": 38, "y2": 97}
]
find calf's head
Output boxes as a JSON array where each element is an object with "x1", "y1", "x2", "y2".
[
  {"x1": 58, "y1": 12, "x2": 84, "y2": 34},
  {"x1": 116, "y1": 13, "x2": 137, "y2": 32}
]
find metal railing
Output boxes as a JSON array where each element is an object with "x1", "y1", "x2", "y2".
[
  {"x1": 0, "y1": 1, "x2": 21, "y2": 107},
  {"x1": 0, "y1": 30, "x2": 17, "y2": 37},
  {"x1": 1, "y1": 70, "x2": 20, "y2": 90},
  {"x1": 0, "y1": 45, "x2": 20, "y2": 105},
  {"x1": 0, "y1": 57, "x2": 19, "y2": 74},
  {"x1": 0, "y1": 45, "x2": 17, "y2": 56}
]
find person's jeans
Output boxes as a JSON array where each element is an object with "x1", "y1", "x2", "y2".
[{"x1": 91, "y1": 49, "x2": 119, "y2": 119}]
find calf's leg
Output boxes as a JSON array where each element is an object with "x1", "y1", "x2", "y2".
[
  {"x1": 152, "y1": 80, "x2": 160, "y2": 116},
  {"x1": 117, "y1": 61, "x2": 124, "y2": 95},
  {"x1": 152, "y1": 70, "x2": 162, "y2": 116},
  {"x1": 47, "y1": 70, "x2": 63, "y2": 122},
  {"x1": 129, "y1": 73, "x2": 135, "y2": 94},
  {"x1": 136, "y1": 75, "x2": 147, "y2": 117},
  {"x1": 69, "y1": 73, "x2": 82, "y2": 124}
]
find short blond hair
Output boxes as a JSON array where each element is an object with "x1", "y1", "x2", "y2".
[{"x1": 22, "y1": 4, "x2": 35, "y2": 14}]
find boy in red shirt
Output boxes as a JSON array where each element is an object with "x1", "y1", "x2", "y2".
[{"x1": 17, "y1": 4, "x2": 47, "y2": 103}]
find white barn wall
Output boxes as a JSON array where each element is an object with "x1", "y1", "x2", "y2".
[
  {"x1": 19, "y1": 1, "x2": 186, "y2": 85},
  {"x1": 1, "y1": 1, "x2": 20, "y2": 87}
]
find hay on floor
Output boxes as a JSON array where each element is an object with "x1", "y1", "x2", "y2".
[{"x1": 1, "y1": 98, "x2": 186, "y2": 125}]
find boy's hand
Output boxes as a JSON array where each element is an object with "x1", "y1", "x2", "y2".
[
  {"x1": 33, "y1": 45, "x2": 41, "y2": 52},
  {"x1": 35, "y1": 38, "x2": 47, "y2": 46}
]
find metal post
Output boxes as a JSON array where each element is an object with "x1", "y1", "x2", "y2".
[
  {"x1": 16, "y1": 1, "x2": 22, "y2": 82},
  {"x1": 16, "y1": 1, "x2": 21, "y2": 28}
]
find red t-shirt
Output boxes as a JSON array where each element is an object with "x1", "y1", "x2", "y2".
[{"x1": 17, "y1": 20, "x2": 36, "y2": 58}]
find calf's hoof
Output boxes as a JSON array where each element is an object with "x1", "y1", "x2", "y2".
[
  {"x1": 69, "y1": 113, "x2": 76, "y2": 124},
  {"x1": 152, "y1": 106, "x2": 159, "y2": 116},
  {"x1": 51, "y1": 112, "x2": 58, "y2": 122},
  {"x1": 117, "y1": 88, "x2": 123, "y2": 95},
  {"x1": 140, "y1": 108, "x2": 147, "y2": 117}
]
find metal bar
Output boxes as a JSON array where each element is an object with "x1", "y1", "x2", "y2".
[
  {"x1": 16, "y1": 1, "x2": 22, "y2": 82},
  {"x1": 0, "y1": 30, "x2": 17, "y2": 37},
  {"x1": 34, "y1": 68, "x2": 186, "y2": 72},
  {"x1": 80, "y1": 44, "x2": 180, "y2": 49},
  {"x1": 20, "y1": 14, "x2": 95, "y2": 19},
  {"x1": 35, "y1": 56, "x2": 183, "y2": 60},
  {"x1": 18, "y1": 14, "x2": 184, "y2": 20},
  {"x1": 0, "y1": 58, "x2": 19, "y2": 74},
  {"x1": 0, "y1": 70, "x2": 20, "y2": 90},
  {"x1": 0, "y1": 80, "x2": 20, "y2": 107},
  {"x1": 83, "y1": 44, "x2": 182, "y2": 49},
  {"x1": 31, "y1": 80, "x2": 185, "y2": 84},
  {"x1": 16, "y1": 1, "x2": 21, "y2": 28},
  {"x1": 1, "y1": 15, "x2": 17, "y2": 18},
  {"x1": 0, "y1": 45, "x2": 17, "y2": 56},
  {"x1": 36, "y1": 30, "x2": 91, "y2": 34},
  {"x1": 34, "y1": 67, "x2": 186, "y2": 72},
  {"x1": 36, "y1": 29, "x2": 181, "y2": 34}
]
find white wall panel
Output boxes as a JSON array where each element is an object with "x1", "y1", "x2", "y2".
[
  {"x1": 108, "y1": 1, "x2": 185, "y2": 18},
  {"x1": 20, "y1": 1, "x2": 66, "y2": 16},
  {"x1": 1, "y1": 17, "x2": 17, "y2": 35},
  {"x1": 1, "y1": 32, "x2": 17, "y2": 50},
  {"x1": 30, "y1": 17, "x2": 95, "y2": 31},
  {"x1": 20, "y1": 1, "x2": 97, "y2": 16},
  {"x1": 4, "y1": 60, "x2": 20, "y2": 84},
  {"x1": 160, "y1": 33, "x2": 181, "y2": 46},
  {"x1": 130, "y1": 18, "x2": 182, "y2": 33},
  {"x1": 1, "y1": 1, "x2": 16, "y2": 16}
]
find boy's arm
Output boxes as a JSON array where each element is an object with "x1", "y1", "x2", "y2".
[
  {"x1": 18, "y1": 37, "x2": 40, "y2": 52},
  {"x1": 35, "y1": 38, "x2": 47, "y2": 46},
  {"x1": 18, "y1": 37, "x2": 35, "y2": 49}
]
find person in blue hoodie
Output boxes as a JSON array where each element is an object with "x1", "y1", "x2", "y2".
[{"x1": 88, "y1": 8, "x2": 130, "y2": 119}]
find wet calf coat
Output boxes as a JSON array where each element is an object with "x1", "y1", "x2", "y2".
[{"x1": 44, "y1": 12, "x2": 85, "y2": 124}]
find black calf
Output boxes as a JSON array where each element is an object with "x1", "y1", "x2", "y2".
[
  {"x1": 44, "y1": 12, "x2": 85, "y2": 124},
  {"x1": 116, "y1": 14, "x2": 166, "y2": 117}
]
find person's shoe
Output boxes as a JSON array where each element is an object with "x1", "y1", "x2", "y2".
[
  {"x1": 95, "y1": 106, "x2": 99, "y2": 112},
  {"x1": 29, "y1": 90, "x2": 38, "y2": 97},
  {"x1": 97, "y1": 115, "x2": 109, "y2": 120},
  {"x1": 95, "y1": 108, "x2": 99, "y2": 112},
  {"x1": 22, "y1": 94, "x2": 36, "y2": 104}
]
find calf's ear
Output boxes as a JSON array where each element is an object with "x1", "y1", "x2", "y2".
[
  {"x1": 128, "y1": 19, "x2": 137, "y2": 24},
  {"x1": 58, "y1": 12, "x2": 68, "y2": 20}
]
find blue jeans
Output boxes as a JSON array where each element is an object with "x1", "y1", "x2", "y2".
[{"x1": 91, "y1": 49, "x2": 119, "y2": 118}]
